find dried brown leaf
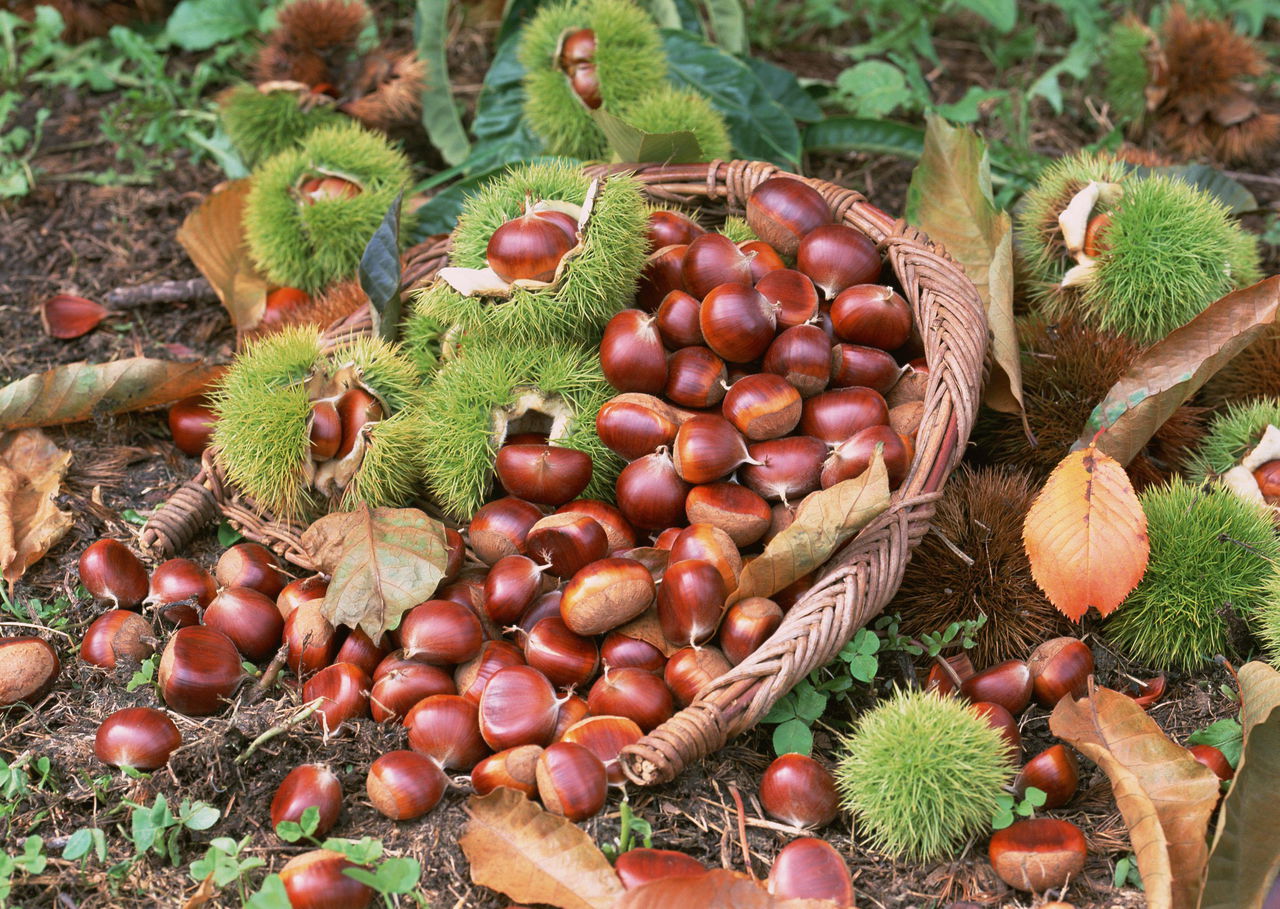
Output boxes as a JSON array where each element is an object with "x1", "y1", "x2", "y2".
[
  {"x1": 301, "y1": 505, "x2": 449, "y2": 642},
  {"x1": 0, "y1": 359, "x2": 224, "y2": 431},
  {"x1": 1023, "y1": 445, "x2": 1148, "y2": 620},
  {"x1": 617, "y1": 868, "x2": 842, "y2": 908},
  {"x1": 613, "y1": 607, "x2": 681, "y2": 657},
  {"x1": 0, "y1": 430, "x2": 72, "y2": 587},
  {"x1": 731, "y1": 453, "x2": 890, "y2": 605},
  {"x1": 176, "y1": 179, "x2": 271, "y2": 331},
  {"x1": 1200, "y1": 662, "x2": 1280, "y2": 909},
  {"x1": 460, "y1": 788, "x2": 623, "y2": 909},
  {"x1": 1077, "y1": 276, "x2": 1280, "y2": 465},
  {"x1": 1050, "y1": 684, "x2": 1220, "y2": 909}
]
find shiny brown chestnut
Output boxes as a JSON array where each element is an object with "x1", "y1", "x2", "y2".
[
  {"x1": 524, "y1": 617, "x2": 599, "y2": 689},
  {"x1": 636, "y1": 244, "x2": 687, "y2": 312},
  {"x1": 559, "y1": 27, "x2": 596, "y2": 67},
  {"x1": 821, "y1": 424, "x2": 911, "y2": 490},
  {"x1": 800, "y1": 387, "x2": 890, "y2": 446},
  {"x1": 0, "y1": 637, "x2": 60, "y2": 706},
  {"x1": 722, "y1": 373, "x2": 803, "y2": 441},
  {"x1": 483, "y1": 555, "x2": 548, "y2": 625},
  {"x1": 699, "y1": 282, "x2": 777, "y2": 363},
  {"x1": 830, "y1": 285, "x2": 913, "y2": 351},
  {"x1": 275, "y1": 575, "x2": 327, "y2": 619},
  {"x1": 553, "y1": 694, "x2": 591, "y2": 741},
  {"x1": 741, "y1": 240, "x2": 785, "y2": 282},
  {"x1": 279, "y1": 850, "x2": 374, "y2": 909},
  {"x1": 215, "y1": 542, "x2": 286, "y2": 599},
  {"x1": 486, "y1": 209, "x2": 576, "y2": 283},
  {"x1": 335, "y1": 389, "x2": 381, "y2": 462},
  {"x1": 600, "y1": 309, "x2": 668, "y2": 394},
  {"x1": 470, "y1": 744, "x2": 543, "y2": 797},
  {"x1": 596, "y1": 398, "x2": 681, "y2": 461},
  {"x1": 1188, "y1": 743, "x2": 1234, "y2": 781},
  {"x1": 168, "y1": 395, "x2": 217, "y2": 457},
  {"x1": 81, "y1": 610, "x2": 154, "y2": 669},
  {"x1": 561, "y1": 715, "x2": 642, "y2": 785},
  {"x1": 646, "y1": 210, "x2": 704, "y2": 252},
  {"x1": 556, "y1": 499, "x2": 637, "y2": 553},
  {"x1": 718, "y1": 597, "x2": 783, "y2": 665},
  {"x1": 478, "y1": 665, "x2": 562, "y2": 751},
  {"x1": 468, "y1": 497, "x2": 544, "y2": 565},
  {"x1": 587, "y1": 666, "x2": 674, "y2": 732},
  {"x1": 746, "y1": 177, "x2": 832, "y2": 258},
  {"x1": 664, "y1": 346, "x2": 729, "y2": 409},
  {"x1": 655, "y1": 290, "x2": 704, "y2": 349},
  {"x1": 94, "y1": 707, "x2": 182, "y2": 770},
  {"x1": 334, "y1": 628, "x2": 389, "y2": 679},
  {"x1": 569, "y1": 62, "x2": 602, "y2": 109},
  {"x1": 157, "y1": 626, "x2": 244, "y2": 716},
  {"x1": 682, "y1": 233, "x2": 755, "y2": 299},
  {"x1": 741, "y1": 435, "x2": 828, "y2": 504},
  {"x1": 1253, "y1": 459, "x2": 1280, "y2": 504},
  {"x1": 404, "y1": 694, "x2": 490, "y2": 770},
  {"x1": 560, "y1": 556, "x2": 656, "y2": 636},
  {"x1": 657, "y1": 559, "x2": 727, "y2": 648},
  {"x1": 664, "y1": 645, "x2": 730, "y2": 707},
  {"x1": 1014, "y1": 744, "x2": 1080, "y2": 808},
  {"x1": 1028, "y1": 637, "x2": 1093, "y2": 708},
  {"x1": 756, "y1": 268, "x2": 820, "y2": 329},
  {"x1": 960, "y1": 660, "x2": 1033, "y2": 716},
  {"x1": 271, "y1": 764, "x2": 342, "y2": 836},
  {"x1": 600, "y1": 632, "x2": 666, "y2": 674},
  {"x1": 41, "y1": 292, "x2": 106, "y2": 339},
  {"x1": 79, "y1": 539, "x2": 149, "y2": 609},
  {"x1": 614, "y1": 848, "x2": 707, "y2": 890},
  {"x1": 669, "y1": 523, "x2": 742, "y2": 592},
  {"x1": 796, "y1": 224, "x2": 882, "y2": 300},
  {"x1": 455, "y1": 639, "x2": 526, "y2": 703},
  {"x1": 526, "y1": 513, "x2": 609, "y2": 578},
  {"x1": 685, "y1": 482, "x2": 772, "y2": 548},
  {"x1": 767, "y1": 837, "x2": 854, "y2": 906},
  {"x1": 830, "y1": 344, "x2": 902, "y2": 394},
  {"x1": 672, "y1": 415, "x2": 758, "y2": 485},
  {"x1": 763, "y1": 323, "x2": 833, "y2": 399},
  {"x1": 759, "y1": 753, "x2": 839, "y2": 828},
  {"x1": 399, "y1": 599, "x2": 484, "y2": 666},
  {"x1": 370, "y1": 663, "x2": 456, "y2": 722},
  {"x1": 615, "y1": 449, "x2": 691, "y2": 532},
  {"x1": 303, "y1": 662, "x2": 371, "y2": 735},
  {"x1": 204, "y1": 587, "x2": 285, "y2": 662},
  {"x1": 284, "y1": 601, "x2": 338, "y2": 679},
  {"x1": 971, "y1": 700, "x2": 1021, "y2": 759},
  {"x1": 367, "y1": 750, "x2": 448, "y2": 820},
  {"x1": 536, "y1": 741, "x2": 608, "y2": 821},
  {"x1": 988, "y1": 818, "x2": 1087, "y2": 893},
  {"x1": 518, "y1": 590, "x2": 565, "y2": 634},
  {"x1": 496, "y1": 444, "x2": 593, "y2": 506},
  {"x1": 308, "y1": 399, "x2": 342, "y2": 461},
  {"x1": 146, "y1": 558, "x2": 218, "y2": 611}
]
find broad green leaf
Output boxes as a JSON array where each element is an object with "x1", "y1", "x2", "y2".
[
  {"x1": 934, "y1": 86, "x2": 1007, "y2": 123},
  {"x1": 835, "y1": 61, "x2": 913, "y2": 119},
  {"x1": 773, "y1": 718, "x2": 813, "y2": 756},
  {"x1": 184, "y1": 803, "x2": 220, "y2": 831},
  {"x1": 466, "y1": 35, "x2": 545, "y2": 173},
  {"x1": 592, "y1": 109, "x2": 704, "y2": 163},
  {"x1": 906, "y1": 114, "x2": 1023, "y2": 419},
  {"x1": 415, "y1": 0, "x2": 471, "y2": 166},
  {"x1": 702, "y1": 0, "x2": 746, "y2": 53},
  {"x1": 164, "y1": 0, "x2": 258, "y2": 50},
  {"x1": 358, "y1": 193, "x2": 404, "y2": 342},
  {"x1": 744, "y1": 57, "x2": 824, "y2": 123},
  {"x1": 804, "y1": 116, "x2": 924, "y2": 159},
  {"x1": 952, "y1": 0, "x2": 1017, "y2": 32}
]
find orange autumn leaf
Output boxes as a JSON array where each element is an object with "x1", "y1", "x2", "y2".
[{"x1": 1022, "y1": 444, "x2": 1149, "y2": 620}]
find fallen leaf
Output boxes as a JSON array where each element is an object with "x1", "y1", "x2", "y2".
[
  {"x1": 1201, "y1": 662, "x2": 1280, "y2": 909},
  {"x1": 176, "y1": 179, "x2": 271, "y2": 331},
  {"x1": 0, "y1": 430, "x2": 73, "y2": 587},
  {"x1": 613, "y1": 607, "x2": 681, "y2": 657},
  {"x1": 0, "y1": 359, "x2": 225, "y2": 431},
  {"x1": 1023, "y1": 445, "x2": 1148, "y2": 620},
  {"x1": 181, "y1": 873, "x2": 218, "y2": 909},
  {"x1": 1050, "y1": 684, "x2": 1220, "y2": 909},
  {"x1": 1077, "y1": 276, "x2": 1280, "y2": 465},
  {"x1": 618, "y1": 868, "x2": 840, "y2": 908},
  {"x1": 731, "y1": 452, "x2": 890, "y2": 605},
  {"x1": 905, "y1": 113, "x2": 1025, "y2": 422},
  {"x1": 301, "y1": 505, "x2": 449, "y2": 642},
  {"x1": 460, "y1": 788, "x2": 623, "y2": 909}
]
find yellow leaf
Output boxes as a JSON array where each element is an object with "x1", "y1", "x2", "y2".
[
  {"x1": 176, "y1": 180, "x2": 271, "y2": 331},
  {"x1": 1023, "y1": 445, "x2": 1148, "y2": 619}
]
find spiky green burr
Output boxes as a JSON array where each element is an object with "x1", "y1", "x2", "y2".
[
  {"x1": 218, "y1": 84, "x2": 344, "y2": 168},
  {"x1": 616, "y1": 84, "x2": 731, "y2": 161},
  {"x1": 1102, "y1": 20, "x2": 1153, "y2": 126},
  {"x1": 1188, "y1": 397, "x2": 1280, "y2": 479}
]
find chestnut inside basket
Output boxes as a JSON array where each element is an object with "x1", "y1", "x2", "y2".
[{"x1": 141, "y1": 159, "x2": 987, "y2": 786}]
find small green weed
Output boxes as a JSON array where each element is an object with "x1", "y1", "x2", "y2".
[{"x1": 124, "y1": 794, "x2": 220, "y2": 866}]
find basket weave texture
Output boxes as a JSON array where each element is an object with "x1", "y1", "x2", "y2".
[{"x1": 140, "y1": 159, "x2": 988, "y2": 786}]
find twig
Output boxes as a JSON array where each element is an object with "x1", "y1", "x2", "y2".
[
  {"x1": 235, "y1": 698, "x2": 323, "y2": 764},
  {"x1": 243, "y1": 644, "x2": 289, "y2": 706},
  {"x1": 728, "y1": 785, "x2": 754, "y2": 880},
  {"x1": 104, "y1": 278, "x2": 217, "y2": 309}
]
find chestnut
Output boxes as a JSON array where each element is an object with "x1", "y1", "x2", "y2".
[
  {"x1": 741, "y1": 240, "x2": 786, "y2": 282},
  {"x1": 1014, "y1": 744, "x2": 1079, "y2": 808},
  {"x1": 682, "y1": 233, "x2": 754, "y2": 299},
  {"x1": 94, "y1": 706, "x2": 181, "y2": 771},
  {"x1": 988, "y1": 817, "x2": 1087, "y2": 892},
  {"x1": 525, "y1": 513, "x2": 608, "y2": 578},
  {"x1": 560, "y1": 715, "x2": 642, "y2": 785},
  {"x1": 763, "y1": 324, "x2": 832, "y2": 398},
  {"x1": 971, "y1": 700, "x2": 1021, "y2": 759},
  {"x1": 275, "y1": 575, "x2": 327, "y2": 619},
  {"x1": 664, "y1": 346, "x2": 729, "y2": 409},
  {"x1": 569, "y1": 63, "x2": 602, "y2": 109},
  {"x1": 469, "y1": 497, "x2": 544, "y2": 565},
  {"x1": 80, "y1": 609, "x2": 154, "y2": 669},
  {"x1": 284, "y1": 600, "x2": 339, "y2": 679},
  {"x1": 646, "y1": 210, "x2": 704, "y2": 252},
  {"x1": 1127, "y1": 673, "x2": 1167, "y2": 710},
  {"x1": 303, "y1": 662, "x2": 371, "y2": 735},
  {"x1": 1188, "y1": 743, "x2": 1234, "y2": 781},
  {"x1": 636, "y1": 244, "x2": 687, "y2": 312},
  {"x1": 800, "y1": 387, "x2": 890, "y2": 446},
  {"x1": 367, "y1": 750, "x2": 448, "y2": 820},
  {"x1": 596, "y1": 398, "x2": 681, "y2": 462},
  {"x1": 796, "y1": 224, "x2": 882, "y2": 299},
  {"x1": 518, "y1": 590, "x2": 564, "y2": 635},
  {"x1": 821, "y1": 424, "x2": 911, "y2": 490},
  {"x1": 699, "y1": 283, "x2": 777, "y2": 363},
  {"x1": 524, "y1": 617, "x2": 599, "y2": 689},
  {"x1": 308, "y1": 399, "x2": 342, "y2": 461},
  {"x1": 535, "y1": 741, "x2": 608, "y2": 821},
  {"x1": 600, "y1": 309, "x2": 668, "y2": 395},
  {"x1": 214, "y1": 542, "x2": 285, "y2": 599},
  {"x1": 722, "y1": 373, "x2": 802, "y2": 441},
  {"x1": 756, "y1": 269, "x2": 820, "y2": 330},
  {"x1": 746, "y1": 177, "x2": 831, "y2": 258},
  {"x1": 334, "y1": 628, "x2": 389, "y2": 679},
  {"x1": 655, "y1": 290, "x2": 704, "y2": 349},
  {"x1": 478, "y1": 665, "x2": 561, "y2": 750},
  {"x1": 556, "y1": 499, "x2": 637, "y2": 553},
  {"x1": 923, "y1": 653, "x2": 976, "y2": 696},
  {"x1": 495, "y1": 444, "x2": 593, "y2": 506},
  {"x1": 146, "y1": 557, "x2": 217, "y2": 611},
  {"x1": 664, "y1": 645, "x2": 730, "y2": 707},
  {"x1": 559, "y1": 557, "x2": 656, "y2": 636},
  {"x1": 404, "y1": 694, "x2": 490, "y2": 770},
  {"x1": 672, "y1": 415, "x2": 757, "y2": 485},
  {"x1": 399, "y1": 599, "x2": 484, "y2": 666},
  {"x1": 483, "y1": 556, "x2": 548, "y2": 625},
  {"x1": 657, "y1": 559, "x2": 727, "y2": 648},
  {"x1": 41, "y1": 292, "x2": 106, "y2": 339},
  {"x1": 830, "y1": 344, "x2": 902, "y2": 394},
  {"x1": 684, "y1": 482, "x2": 772, "y2": 548},
  {"x1": 455, "y1": 639, "x2": 526, "y2": 703},
  {"x1": 271, "y1": 764, "x2": 342, "y2": 836},
  {"x1": 471, "y1": 744, "x2": 543, "y2": 797},
  {"x1": 158, "y1": 626, "x2": 244, "y2": 716},
  {"x1": 1028, "y1": 637, "x2": 1093, "y2": 708},
  {"x1": 830, "y1": 285, "x2": 913, "y2": 351},
  {"x1": 759, "y1": 753, "x2": 839, "y2": 828},
  {"x1": 0, "y1": 637, "x2": 60, "y2": 706},
  {"x1": 960, "y1": 660, "x2": 1033, "y2": 716},
  {"x1": 741, "y1": 436, "x2": 828, "y2": 504},
  {"x1": 600, "y1": 631, "x2": 666, "y2": 674},
  {"x1": 203, "y1": 586, "x2": 285, "y2": 662},
  {"x1": 767, "y1": 837, "x2": 854, "y2": 906},
  {"x1": 553, "y1": 694, "x2": 591, "y2": 741},
  {"x1": 669, "y1": 523, "x2": 741, "y2": 592},
  {"x1": 167, "y1": 395, "x2": 217, "y2": 457},
  {"x1": 486, "y1": 209, "x2": 575, "y2": 283},
  {"x1": 614, "y1": 848, "x2": 706, "y2": 890},
  {"x1": 370, "y1": 662, "x2": 456, "y2": 723},
  {"x1": 1253, "y1": 459, "x2": 1280, "y2": 504},
  {"x1": 300, "y1": 176, "x2": 361, "y2": 203},
  {"x1": 718, "y1": 596, "x2": 782, "y2": 665},
  {"x1": 79, "y1": 539, "x2": 148, "y2": 609},
  {"x1": 615, "y1": 450, "x2": 691, "y2": 532},
  {"x1": 587, "y1": 666, "x2": 674, "y2": 731},
  {"x1": 279, "y1": 850, "x2": 374, "y2": 909}
]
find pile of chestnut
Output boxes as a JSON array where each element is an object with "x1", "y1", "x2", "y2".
[{"x1": 600, "y1": 176, "x2": 925, "y2": 555}]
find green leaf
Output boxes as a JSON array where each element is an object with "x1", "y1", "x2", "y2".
[
  {"x1": 216, "y1": 521, "x2": 243, "y2": 548},
  {"x1": 804, "y1": 116, "x2": 924, "y2": 159},
  {"x1": 934, "y1": 86, "x2": 1007, "y2": 123},
  {"x1": 274, "y1": 821, "x2": 305, "y2": 843},
  {"x1": 299, "y1": 805, "x2": 321, "y2": 836},
  {"x1": 121, "y1": 508, "x2": 147, "y2": 526},
  {"x1": 1188, "y1": 719, "x2": 1244, "y2": 768},
  {"x1": 370, "y1": 857, "x2": 420, "y2": 893},
  {"x1": 1114, "y1": 855, "x2": 1132, "y2": 888},
  {"x1": 184, "y1": 802, "x2": 220, "y2": 831},
  {"x1": 952, "y1": 0, "x2": 1016, "y2": 32},
  {"x1": 1023, "y1": 786, "x2": 1048, "y2": 808},
  {"x1": 661, "y1": 30, "x2": 801, "y2": 168},
  {"x1": 63, "y1": 829, "x2": 93, "y2": 862},
  {"x1": 834, "y1": 61, "x2": 913, "y2": 119},
  {"x1": 793, "y1": 683, "x2": 828, "y2": 724},
  {"x1": 762, "y1": 693, "x2": 798, "y2": 724},
  {"x1": 701, "y1": 0, "x2": 746, "y2": 54},
  {"x1": 847, "y1": 653, "x2": 878, "y2": 683},
  {"x1": 358, "y1": 192, "x2": 404, "y2": 342},
  {"x1": 164, "y1": 0, "x2": 258, "y2": 50},
  {"x1": 591, "y1": 108, "x2": 705, "y2": 164},
  {"x1": 772, "y1": 718, "x2": 813, "y2": 756},
  {"x1": 415, "y1": 0, "x2": 470, "y2": 166},
  {"x1": 1128, "y1": 163, "x2": 1258, "y2": 215},
  {"x1": 246, "y1": 874, "x2": 291, "y2": 909},
  {"x1": 743, "y1": 58, "x2": 823, "y2": 123}
]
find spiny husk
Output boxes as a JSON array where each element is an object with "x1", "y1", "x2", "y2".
[
  {"x1": 254, "y1": 0, "x2": 368, "y2": 85},
  {"x1": 973, "y1": 316, "x2": 1206, "y2": 491},
  {"x1": 518, "y1": 0, "x2": 667, "y2": 159},
  {"x1": 1079, "y1": 175, "x2": 1261, "y2": 345},
  {"x1": 342, "y1": 397, "x2": 431, "y2": 510},
  {"x1": 1102, "y1": 19, "x2": 1156, "y2": 127},
  {"x1": 1199, "y1": 326, "x2": 1280, "y2": 408},
  {"x1": 339, "y1": 50, "x2": 428, "y2": 132},
  {"x1": 891, "y1": 465, "x2": 1071, "y2": 668},
  {"x1": 616, "y1": 84, "x2": 731, "y2": 161},
  {"x1": 1187, "y1": 397, "x2": 1280, "y2": 480},
  {"x1": 407, "y1": 160, "x2": 648, "y2": 347},
  {"x1": 835, "y1": 688, "x2": 1013, "y2": 862},
  {"x1": 717, "y1": 215, "x2": 756, "y2": 245},
  {"x1": 243, "y1": 122, "x2": 413, "y2": 293},
  {"x1": 1107, "y1": 477, "x2": 1280, "y2": 671},
  {"x1": 242, "y1": 279, "x2": 371, "y2": 342},
  {"x1": 219, "y1": 84, "x2": 345, "y2": 171},
  {"x1": 418, "y1": 340, "x2": 621, "y2": 521},
  {"x1": 1258, "y1": 576, "x2": 1280, "y2": 669}
]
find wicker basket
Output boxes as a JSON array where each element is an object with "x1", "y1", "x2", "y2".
[{"x1": 141, "y1": 159, "x2": 987, "y2": 786}]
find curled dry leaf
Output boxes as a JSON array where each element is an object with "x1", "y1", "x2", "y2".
[
  {"x1": 175, "y1": 179, "x2": 271, "y2": 331},
  {"x1": 0, "y1": 429, "x2": 73, "y2": 587},
  {"x1": 617, "y1": 868, "x2": 842, "y2": 908},
  {"x1": 1022, "y1": 444, "x2": 1148, "y2": 620},
  {"x1": 40, "y1": 294, "x2": 107, "y2": 340},
  {"x1": 0, "y1": 359, "x2": 225, "y2": 432},
  {"x1": 460, "y1": 787, "x2": 623, "y2": 909},
  {"x1": 1078, "y1": 276, "x2": 1280, "y2": 466},
  {"x1": 301, "y1": 505, "x2": 449, "y2": 642},
  {"x1": 1200, "y1": 662, "x2": 1280, "y2": 909},
  {"x1": 1050, "y1": 683, "x2": 1220, "y2": 909},
  {"x1": 730, "y1": 452, "x2": 890, "y2": 606},
  {"x1": 905, "y1": 114, "x2": 1024, "y2": 423}
]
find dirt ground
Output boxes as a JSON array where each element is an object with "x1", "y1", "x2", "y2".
[{"x1": 1, "y1": 7, "x2": 1277, "y2": 908}]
